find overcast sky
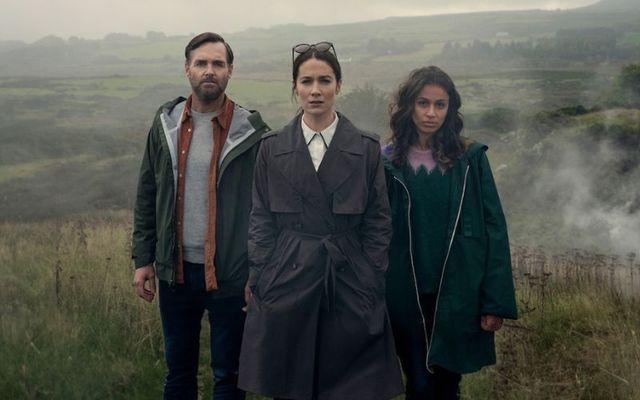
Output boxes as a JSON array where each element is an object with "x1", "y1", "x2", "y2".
[{"x1": 1, "y1": 0, "x2": 598, "y2": 43}]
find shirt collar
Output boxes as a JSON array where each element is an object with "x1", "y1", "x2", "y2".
[
  {"x1": 301, "y1": 112, "x2": 339, "y2": 146},
  {"x1": 182, "y1": 95, "x2": 234, "y2": 131}
]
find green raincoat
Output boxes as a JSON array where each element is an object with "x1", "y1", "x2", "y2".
[{"x1": 383, "y1": 141, "x2": 517, "y2": 374}]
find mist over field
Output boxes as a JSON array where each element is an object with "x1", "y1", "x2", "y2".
[
  {"x1": 0, "y1": 0, "x2": 603, "y2": 42},
  {"x1": 0, "y1": 0, "x2": 638, "y2": 256},
  {"x1": 535, "y1": 138, "x2": 640, "y2": 254}
]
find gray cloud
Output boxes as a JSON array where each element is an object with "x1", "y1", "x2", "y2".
[{"x1": 1, "y1": 0, "x2": 597, "y2": 42}]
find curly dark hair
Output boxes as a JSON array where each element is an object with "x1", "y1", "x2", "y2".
[{"x1": 389, "y1": 66, "x2": 465, "y2": 168}]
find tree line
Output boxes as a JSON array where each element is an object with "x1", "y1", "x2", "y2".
[{"x1": 440, "y1": 28, "x2": 640, "y2": 66}]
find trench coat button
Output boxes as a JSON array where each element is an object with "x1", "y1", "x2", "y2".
[{"x1": 291, "y1": 264, "x2": 298, "y2": 270}]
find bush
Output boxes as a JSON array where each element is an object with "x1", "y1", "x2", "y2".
[
  {"x1": 337, "y1": 84, "x2": 390, "y2": 137},
  {"x1": 477, "y1": 107, "x2": 519, "y2": 133}
]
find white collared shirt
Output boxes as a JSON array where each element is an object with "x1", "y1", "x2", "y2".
[{"x1": 301, "y1": 113, "x2": 339, "y2": 171}]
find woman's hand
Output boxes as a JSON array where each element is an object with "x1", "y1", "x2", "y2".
[
  {"x1": 480, "y1": 315, "x2": 503, "y2": 331},
  {"x1": 242, "y1": 284, "x2": 253, "y2": 312}
]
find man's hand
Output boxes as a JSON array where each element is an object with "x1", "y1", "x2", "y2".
[
  {"x1": 133, "y1": 264, "x2": 156, "y2": 302},
  {"x1": 242, "y1": 284, "x2": 252, "y2": 312},
  {"x1": 480, "y1": 315, "x2": 503, "y2": 332}
]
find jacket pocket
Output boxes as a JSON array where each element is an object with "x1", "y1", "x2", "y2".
[{"x1": 256, "y1": 237, "x2": 301, "y2": 301}]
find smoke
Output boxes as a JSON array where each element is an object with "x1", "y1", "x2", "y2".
[{"x1": 534, "y1": 135, "x2": 640, "y2": 255}]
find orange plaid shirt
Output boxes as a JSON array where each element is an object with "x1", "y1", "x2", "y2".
[{"x1": 174, "y1": 95, "x2": 234, "y2": 291}]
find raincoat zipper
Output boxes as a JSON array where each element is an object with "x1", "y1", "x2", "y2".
[
  {"x1": 426, "y1": 163, "x2": 470, "y2": 372},
  {"x1": 392, "y1": 175, "x2": 429, "y2": 366},
  {"x1": 395, "y1": 162, "x2": 470, "y2": 373}
]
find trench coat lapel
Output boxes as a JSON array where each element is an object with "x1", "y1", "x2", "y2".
[
  {"x1": 317, "y1": 116, "x2": 363, "y2": 199},
  {"x1": 271, "y1": 115, "x2": 332, "y2": 212}
]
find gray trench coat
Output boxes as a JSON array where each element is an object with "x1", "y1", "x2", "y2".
[{"x1": 238, "y1": 113, "x2": 403, "y2": 400}]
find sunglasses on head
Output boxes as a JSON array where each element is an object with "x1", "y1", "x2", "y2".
[{"x1": 291, "y1": 41, "x2": 337, "y2": 65}]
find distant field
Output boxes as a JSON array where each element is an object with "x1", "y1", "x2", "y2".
[
  {"x1": 0, "y1": 155, "x2": 92, "y2": 184},
  {"x1": 0, "y1": 76, "x2": 183, "y2": 99},
  {"x1": 620, "y1": 31, "x2": 640, "y2": 46},
  {"x1": 0, "y1": 75, "x2": 293, "y2": 104},
  {"x1": 227, "y1": 78, "x2": 291, "y2": 107},
  {"x1": 371, "y1": 45, "x2": 443, "y2": 65},
  {"x1": 97, "y1": 39, "x2": 185, "y2": 60},
  {"x1": 0, "y1": 66, "x2": 625, "y2": 137},
  {"x1": 57, "y1": 75, "x2": 184, "y2": 98},
  {"x1": 455, "y1": 71, "x2": 606, "y2": 114}
]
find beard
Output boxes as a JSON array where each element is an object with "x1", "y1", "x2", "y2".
[{"x1": 190, "y1": 76, "x2": 228, "y2": 104}]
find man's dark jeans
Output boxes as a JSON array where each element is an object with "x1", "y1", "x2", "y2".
[{"x1": 159, "y1": 262, "x2": 246, "y2": 400}]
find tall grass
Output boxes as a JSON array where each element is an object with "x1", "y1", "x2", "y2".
[
  {"x1": 1, "y1": 214, "x2": 638, "y2": 399},
  {"x1": 463, "y1": 248, "x2": 640, "y2": 399},
  {"x1": 0, "y1": 212, "x2": 164, "y2": 399}
]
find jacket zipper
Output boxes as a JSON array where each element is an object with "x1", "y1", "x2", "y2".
[
  {"x1": 393, "y1": 176, "x2": 429, "y2": 367},
  {"x1": 424, "y1": 163, "x2": 470, "y2": 372}
]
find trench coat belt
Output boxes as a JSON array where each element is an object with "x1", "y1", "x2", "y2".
[{"x1": 282, "y1": 228, "x2": 354, "y2": 315}]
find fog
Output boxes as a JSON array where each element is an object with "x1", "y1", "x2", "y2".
[
  {"x1": 538, "y1": 140, "x2": 640, "y2": 255},
  {"x1": 0, "y1": 0, "x2": 596, "y2": 42},
  {"x1": 1, "y1": 0, "x2": 638, "y2": 258}
]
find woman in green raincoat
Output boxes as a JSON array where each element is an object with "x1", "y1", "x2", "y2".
[{"x1": 383, "y1": 66, "x2": 518, "y2": 400}]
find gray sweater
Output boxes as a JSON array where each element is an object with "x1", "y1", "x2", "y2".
[{"x1": 182, "y1": 110, "x2": 216, "y2": 263}]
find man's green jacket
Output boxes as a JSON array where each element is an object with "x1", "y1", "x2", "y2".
[{"x1": 132, "y1": 96, "x2": 270, "y2": 298}]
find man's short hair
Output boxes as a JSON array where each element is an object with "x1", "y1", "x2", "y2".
[{"x1": 185, "y1": 32, "x2": 234, "y2": 65}]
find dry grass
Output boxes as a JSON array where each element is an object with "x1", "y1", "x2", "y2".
[
  {"x1": 463, "y1": 247, "x2": 640, "y2": 399},
  {"x1": 1, "y1": 214, "x2": 638, "y2": 399},
  {"x1": 0, "y1": 211, "x2": 165, "y2": 399}
]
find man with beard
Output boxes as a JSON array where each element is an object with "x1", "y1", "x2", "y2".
[{"x1": 131, "y1": 32, "x2": 270, "y2": 400}]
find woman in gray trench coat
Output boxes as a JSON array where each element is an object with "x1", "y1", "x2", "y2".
[{"x1": 238, "y1": 42, "x2": 404, "y2": 400}]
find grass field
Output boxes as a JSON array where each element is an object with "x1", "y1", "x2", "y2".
[
  {"x1": 0, "y1": 155, "x2": 93, "y2": 184},
  {"x1": 0, "y1": 76, "x2": 185, "y2": 99},
  {"x1": 1, "y1": 213, "x2": 638, "y2": 399}
]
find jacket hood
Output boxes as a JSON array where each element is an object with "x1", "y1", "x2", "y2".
[
  {"x1": 154, "y1": 96, "x2": 269, "y2": 192},
  {"x1": 157, "y1": 96, "x2": 268, "y2": 164},
  {"x1": 160, "y1": 96, "x2": 188, "y2": 129},
  {"x1": 158, "y1": 96, "x2": 267, "y2": 137}
]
